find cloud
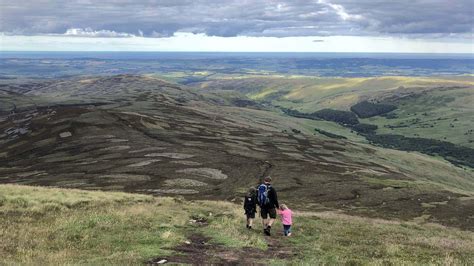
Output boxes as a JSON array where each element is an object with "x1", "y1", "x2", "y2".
[
  {"x1": 332, "y1": 0, "x2": 474, "y2": 35},
  {"x1": 62, "y1": 28, "x2": 137, "y2": 38},
  {"x1": 0, "y1": 0, "x2": 472, "y2": 38}
]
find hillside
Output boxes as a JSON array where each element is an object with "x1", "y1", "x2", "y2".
[
  {"x1": 1, "y1": 75, "x2": 473, "y2": 231},
  {"x1": 1, "y1": 184, "x2": 473, "y2": 264},
  {"x1": 192, "y1": 76, "x2": 474, "y2": 164}
]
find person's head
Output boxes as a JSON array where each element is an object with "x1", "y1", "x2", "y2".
[
  {"x1": 280, "y1": 204, "x2": 288, "y2": 210},
  {"x1": 263, "y1": 176, "x2": 272, "y2": 184},
  {"x1": 248, "y1": 187, "x2": 256, "y2": 196}
]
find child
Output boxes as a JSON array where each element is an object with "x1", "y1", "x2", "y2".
[
  {"x1": 243, "y1": 187, "x2": 257, "y2": 229},
  {"x1": 278, "y1": 204, "x2": 293, "y2": 236}
]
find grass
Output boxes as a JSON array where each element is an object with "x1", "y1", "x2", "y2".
[
  {"x1": 361, "y1": 86, "x2": 474, "y2": 148},
  {"x1": 238, "y1": 76, "x2": 474, "y2": 112},
  {"x1": 1, "y1": 184, "x2": 473, "y2": 264},
  {"x1": 339, "y1": 142, "x2": 474, "y2": 196},
  {"x1": 196, "y1": 75, "x2": 474, "y2": 149},
  {"x1": 0, "y1": 185, "x2": 266, "y2": 264},
  {"x1": 284, "y1": 212, "x2": 474, "y2": 265}
]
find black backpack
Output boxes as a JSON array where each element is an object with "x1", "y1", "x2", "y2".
[{"x1": 244, "y1": 194, "x2": 256, "y2": 211}]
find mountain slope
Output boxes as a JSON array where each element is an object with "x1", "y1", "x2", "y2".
[
  {"x1": 0, "y1": 75, "x2": 473, "y2": 229},
  {"x1": 1, "y1": 184, "x2": 473, "y2": 264}
]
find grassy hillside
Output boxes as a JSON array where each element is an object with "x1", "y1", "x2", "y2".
[
  {"x1": 361, "y1": 85, "x2": 474, "y2": 148},
  {"x1": 193, "y1": 76, "x2": 473, "y2": 110},
  {"x1": 1, "y1": 185, "x2": 473, "y2": 264},
  {"x1": 1, "y1": 75, "x2": 473, "y2": 230},
  {"x1": 193, "y1": 75, "x2": 474, "y2": 150}
]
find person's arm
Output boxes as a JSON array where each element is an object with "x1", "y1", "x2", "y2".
[
  {"x1": 272, "y1": 188, "x2": 279, "y2": 209},
  {"x1": 251, "y1": 194, "x2": 257, "y2": 211}
]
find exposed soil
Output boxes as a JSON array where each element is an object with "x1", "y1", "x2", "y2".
[{"x1": 148, "y1": 233, "x2": 296, "y2": 265}]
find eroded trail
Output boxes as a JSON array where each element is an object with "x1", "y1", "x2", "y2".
[{"x1": 148, "y1": 233, "x2": 296, "y2": 265}]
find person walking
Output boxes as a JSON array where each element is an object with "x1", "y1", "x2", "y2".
[
  {"x1": 243, "y1": 187, "x2": 257, "y2": 229},
  {"x1": 277, "y1": 204, "x2": 293, "y2": 236},
  {"x1": 257, "y1": 176, "x2": 279, "y2": 236}
]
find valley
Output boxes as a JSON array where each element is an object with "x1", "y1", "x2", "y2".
[
  {"x1": 1, "y1": 57, "x2": 473, "y2": 264},
  {"x1": 1, "y1": 75, "x2": 473, "y2": 231}
]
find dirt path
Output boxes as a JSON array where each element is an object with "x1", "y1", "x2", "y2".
[
  {"x1": 147, "y1": 233, "x2": 296, "y2": 265},
  {"x1": 258, "y1": 160, "x2": 273, "y2": 180}
]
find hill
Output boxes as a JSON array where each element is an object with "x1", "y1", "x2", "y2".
[
  {"x1": 1, "y1": 184, "x2": 473, "y2": 264},
  {"x1": 1, "y1": 75, "x2": 473, "y2": 231},
  {"x1": 191, "y1": 75, "x2": 474, "y2": 164}
]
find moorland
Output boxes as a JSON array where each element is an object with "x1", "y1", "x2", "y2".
[{"x1": 0, "y1": 53, "x2": 473, "y2": 264}]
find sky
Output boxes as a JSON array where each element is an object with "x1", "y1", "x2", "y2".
[{"x1": 0, "y1": 0, "x2": 473, "y2": 53}]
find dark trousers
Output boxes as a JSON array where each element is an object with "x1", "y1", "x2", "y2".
[{"x1": 283, "y1": 224, "x2": 292, "y2": 236}]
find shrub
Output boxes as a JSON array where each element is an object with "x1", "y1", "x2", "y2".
[
  {"x1": 350, "y1": 101, "x2": 397, "y2": 118},
  {"x1": 351, "y1": 123, "x2": 378, "y2": 134},
  {"x1": 366, "y1": 134, "x2": 474, "y2": 168},
  {"x1": 312, "y1": 109, "x2": 359, "y2": 125},
  {"x1": 314, "y1": 128, "x2": 347, "y2": 139}
]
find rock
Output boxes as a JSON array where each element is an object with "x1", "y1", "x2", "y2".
[
  {"x1": 129, "y1": 147, "x2": 167, "y2": 153},
  {"x1": 157, "y1": 259, "x2": 167, "y2": 264},
  {"x1": 59, "y1": 131, "x2": 72, "y2": 138},
  {"x1": 127, "y1": 159, "x2": 161, "y2": 167},
  {"x1": 108, "y1": 138, "x2": 129, "y2": 143},
  {"x1": 99, "y1": 145, "x2": 130, "y2": 151},
  {"x1": 138, "y1": 188, "x2": 199, "y2": 195},
  {"x1": 176, "y1": 168, "x2": 228, "y2": 180},
  {"x1": 145, "y1": 153, "x2": 195, "y2": 159},
  {"x1": 164, "y1": 178, "x2": 208, "y2": 187}
]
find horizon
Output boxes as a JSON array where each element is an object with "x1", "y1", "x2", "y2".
[
  {"x1": 1, "y1": 51, "x2": 473, "y2": 59},
  {"x1": 1, "y1": 34, "x2": 472, "y2": 54}
]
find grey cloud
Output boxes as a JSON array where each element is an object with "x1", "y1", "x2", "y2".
[
  {"x1": 0, "y1": 0, "x2": 472, "y2": 37},
  {"x1": 332, "y1": 0, "x2": 473, "y2": 35}
]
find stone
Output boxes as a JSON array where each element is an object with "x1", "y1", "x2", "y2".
[{"x1": 59, "y1": 131, "x2": 72, "y2": 138}]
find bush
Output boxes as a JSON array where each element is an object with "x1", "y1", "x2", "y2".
[
  {"x1": 351, "y1": 123, "x2": 378, "y2": 134},
  {"x1": 312, "y1": 109, "x2": 359, "y2": 125},
  {"x1": 350, "y1": 101, "x2": 397, "y2": 118},
  {"x1": 282, "y1": 108, "x2": 359, "y2": 126},
  {"x1": 314, "y1": 128, "x2": 347, "y2": 139},
  {"x1": 366, "y1": 134, "x2": 474, "y2": 168}
]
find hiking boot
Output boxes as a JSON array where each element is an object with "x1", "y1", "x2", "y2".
[{"x1": 264, "y1": 228, "x2": 271, "y2": 236}]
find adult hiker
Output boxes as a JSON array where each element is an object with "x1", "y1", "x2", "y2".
[
  {"x1": 243, "y1": 187, "x2": 257, "y2": 229},
  {"x1": 257, "y1": 176, "x2": 279, "y2": 236}
]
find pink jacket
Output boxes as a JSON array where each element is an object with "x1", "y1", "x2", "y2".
[{"x1": 278, "y1": 209, "x2": 292, "y2": 225}]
